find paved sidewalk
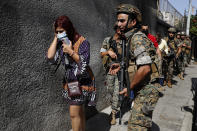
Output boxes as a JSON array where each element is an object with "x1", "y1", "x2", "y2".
[
  {"x1": 85, "y1": 63, "x2": 196, "y2": 131},
  {"x1": 152, "y1": 63, "x2": 196, "y2": 131}
]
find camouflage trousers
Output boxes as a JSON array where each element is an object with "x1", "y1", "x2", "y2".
[
  {"x1": 185, "y1": 53, "x2": 191, "y2": 65},
  {"x1": 184, "y1": 54, "x2": 188, "y2": 66},
  {"x1": 177, "y1": 56, "x2": 185, "y2": 74},
  {"x1": 128, "y1": 84, "x2": 159, "y2": 131},
  {"x1": 162, "y1": 58, "x2": 173, "y2": 81},
  {"x1": 106, "y1": 74, "x2": 119, "y2": 111}
]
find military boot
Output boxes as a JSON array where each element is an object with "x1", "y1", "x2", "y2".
[
  {"x1": 167, "y1": 80, "x2": 172, "y2": 88},
  {"x1": 181, "y1": 72, "x2": 184, "y2": 80},
  {"x1": 178, "y1": 73, "x2": 184, "y2": 80},
  {"x1": 110, "y1": 110, "x2": 116, "y2": 125},
  {"x1": 163, "y1": 81, "x2": 167, "y2": 86},
  {"x1": 185, "y1": 64, "x2": 188, "y2": 67}
]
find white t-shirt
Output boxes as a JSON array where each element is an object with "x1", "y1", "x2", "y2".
[{"x1": 159, "y1": 39, "x2": 169, "y2": 54}]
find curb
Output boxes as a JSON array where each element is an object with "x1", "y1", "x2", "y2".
[{"x1": 180, "y1": 96, "x2": 194, "y2": 131}]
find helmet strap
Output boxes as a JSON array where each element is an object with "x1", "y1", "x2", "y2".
[{"x1": 124, "y1": 16, "x2": 134, "y2": 32}]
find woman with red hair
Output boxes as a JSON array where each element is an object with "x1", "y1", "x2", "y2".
[{"x1": 47, "y1": 16, "x2": 96, "y2": 131}]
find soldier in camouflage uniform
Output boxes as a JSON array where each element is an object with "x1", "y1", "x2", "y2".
[
  {"x1": 176, "y1": 32, "x2": 189, "y2": 79},
  {"x1": 176, "y1": 32, "x2": 181, "y2": 41},
  {"x1": 174, "y1": 32, "x2": 182, "y2": 74},
  {"x1": 113, "y1": 4, "x2": 159, "y2": 130},
  {"x1": 162, "y1": 27, "x2": 178, "y2": 88},
  {"x1": 141, "y1": 24, "x2": 162, "y2": 89},
  {"x1": 181, "y1": 33, "x2": 191, "y2": 67},
  {"x1": 185, "y1": 35, "x2": 192, "y2": 64},
  {"x1": 100, "y1": 25, "x2": 122, "y2": 125}
]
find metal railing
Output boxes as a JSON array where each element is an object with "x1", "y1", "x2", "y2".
[{"x1": 157, "y1": 0, "x2": 184, "y2": 29}]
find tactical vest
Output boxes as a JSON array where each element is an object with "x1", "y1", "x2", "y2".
[
  {"x1": 164, "y1": 37, "x2": 178, "y2": 53},
  {"x1": 101, "y1": 36, "x2": 122, "y2": 73},
  {"x1": 185, "y1": 39, "x2": 191, "y2": 54},
  {"x1": 125, "y1": 30, "x2": 158, "y2": 84},
  {"x1": 180, "y1": 39, "x2": 187, "y2": 53}
]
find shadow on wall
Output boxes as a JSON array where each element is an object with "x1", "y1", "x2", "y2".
[{"x1": 0, "y1": 1, "x2": 23, "y2": 130}]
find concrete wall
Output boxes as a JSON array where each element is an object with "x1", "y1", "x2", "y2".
[
  {"x1": 0, "y1": 0, "x2": 167, "y2": 130},
  {"x1": 156, "y1": 18, "x2": 171, "y2": 37}
]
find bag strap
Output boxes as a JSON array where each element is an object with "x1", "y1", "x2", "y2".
[
  {"x1": 73, "y1": 36, "x2": 95, "y2": 80},
  {"x1": 73, "y1": 36, "x2": 86, "y2": 54}
]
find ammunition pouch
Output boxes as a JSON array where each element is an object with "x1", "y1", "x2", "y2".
[
  {"x1": 186, "y1": 49, "x2": 190, "y2": 55},
  {"x1": 127, "y1": 61, "x2": 137, "y2": 83},
  {"x1": 182, "y1": 47, "x2": 186, "y2": 52},
  {"x1": 102, "y1": 55, "x2": 113, "y2": 73},
  {"x1": 150, "y1": 62, "x2": 159, "y2": 81}
]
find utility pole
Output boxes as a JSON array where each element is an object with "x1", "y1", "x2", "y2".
[{"x1": 186, "y1": 0, "x2": 192, "y2": 35}]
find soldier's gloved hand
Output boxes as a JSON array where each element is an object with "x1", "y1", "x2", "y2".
[
  {"x1": 108, "y1": 50, "x2": 117, "y2": 59},
  {"x1": 119, "y1": 88, "x2": 128, "y2": 97},
  {"x1": 109, "y1": 63, "x2": 120, "y2": 75}
]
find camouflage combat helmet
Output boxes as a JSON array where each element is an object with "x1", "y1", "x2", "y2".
[
  {"x1": 180, "y1": 31, "x2": 186, "y2": 36},
  {"x1": 168, "y1": 27, "x2": 176, "y2": 33},
  {"x1": 177, "y1": 32, "x2": 181, "y2": 35},
  {"x1": 116, "y1": 4, "x2": 142, "y2": 22}
]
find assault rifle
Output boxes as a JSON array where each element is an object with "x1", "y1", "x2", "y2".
[
  {"x1": 109, "y1": 38, "x2": 120, "y2": 62},
  {"x1": 166, "y1": 40, "x2": 176, "y2": 59},
  {"x1": 118, "y1": 35, "x2": 133, "y2": 125}
]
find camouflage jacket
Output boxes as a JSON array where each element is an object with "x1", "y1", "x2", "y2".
[
  {"x1": 163, "y1": 37, "x2": 179, "y2": 54},
  {"x1": 179, "y1": 39, "x2": 190, "y2": 53},
  {"x1": 125, "y1": 28, "x2": 155, "y2": 89},
  {"x1": 100, "y1": 36, "x2": 121, "y2": 73},
  {"x1": 177, "y1": 38, "x2": 182, "y2": 44}
]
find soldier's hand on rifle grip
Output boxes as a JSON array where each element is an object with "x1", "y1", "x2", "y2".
[
  {"x1": 109, "y1": 63, "x2": 120, "y2": 75},
  {"x1": 119, "y1": 88, "x2": 128, "y2": 97},
  {"x1": 108, "y1": 50, "x2": 117, "y2": 59}
]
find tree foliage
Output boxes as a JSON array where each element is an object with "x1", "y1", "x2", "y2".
[{"x1": 190, "y1": 15, "x2": 197, "y2": 36}]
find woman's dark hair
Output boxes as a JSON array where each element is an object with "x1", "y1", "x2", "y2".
[{"x1": 54, "y1": 15, "x2": 80, "y2": 43}]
